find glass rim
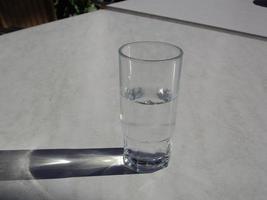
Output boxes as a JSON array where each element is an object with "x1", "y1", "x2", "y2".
[{"x1": 119, "y1": 41, "x2": 183, "y2": 62}]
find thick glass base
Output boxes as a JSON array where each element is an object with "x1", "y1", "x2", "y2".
[{"x1": 123, "y1": 149, "x2": 169, "y2": 173}]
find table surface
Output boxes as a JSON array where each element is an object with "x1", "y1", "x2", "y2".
[
  {"x1": 109, "y1": 0, "x2": 267, "y2": 38},
  {"x1": 0, "y1": 9, "x2": 267, "y2": 200}
]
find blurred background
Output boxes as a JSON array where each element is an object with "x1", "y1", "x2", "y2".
[{"x1": 0, "y1": 0, "x2": 123, "y2": 34}]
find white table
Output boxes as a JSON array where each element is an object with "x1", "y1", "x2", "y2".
[
  {"x1": 0, "y1": 9, "x2": 267, "y2": 200},
  {"x1": 109, "y1": 0, "x2": 267, "y2": 38}
]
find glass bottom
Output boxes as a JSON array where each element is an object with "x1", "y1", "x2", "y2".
[{"x1": 123, "y1": 148, "x2": 169, "y2": 173}]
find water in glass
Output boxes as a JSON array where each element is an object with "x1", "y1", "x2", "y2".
[{"x1": 120, "y1": 87, "x2": 177, "y2": 172}]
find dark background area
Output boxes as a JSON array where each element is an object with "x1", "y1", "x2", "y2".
[{"x1": 0, "y1": 0, "x2": 123, "y2": 34}]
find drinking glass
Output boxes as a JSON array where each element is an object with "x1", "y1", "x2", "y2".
[{"x1": 119, "y1": 41, "x2": 183, "y2": 172}]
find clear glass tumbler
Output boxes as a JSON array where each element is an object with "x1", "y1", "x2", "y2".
[{"x1": 119, "y1": 41, "x2": 183, "y2": 172}]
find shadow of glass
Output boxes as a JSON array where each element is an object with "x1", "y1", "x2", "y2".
[{"x1": 0, "y1": 148, "x2": 155, "y2": 180}]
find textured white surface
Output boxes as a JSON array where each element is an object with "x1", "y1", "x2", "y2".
[
  {"x1": 109, "y1": 0, "x2": 267, "y2": 38},
  {"x1": 0, "y1": 10, "x2": 267, "y2": 200}
]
